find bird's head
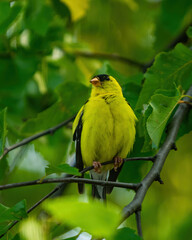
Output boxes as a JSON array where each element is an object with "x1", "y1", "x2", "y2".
[{"x1": 90, "y1": 74, "x2": 123, "y2": 97}]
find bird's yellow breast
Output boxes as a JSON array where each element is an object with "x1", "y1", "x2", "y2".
[{"x1": 80, "y1": 94, "x2": 136, "y2": 170}]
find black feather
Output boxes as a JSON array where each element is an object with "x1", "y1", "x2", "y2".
[
  {"x1": 106, "y1": 162, "x2": 124, "y2": 194},
  {"x1": 93, "y1": 74, "x2": 110, "y2": 82},
  {"x1": 92, "y1": 181, "x2": 106, "y2": 200},
  {"x1": 73, "y1": 110, "x2": 84, "y2": 193}
]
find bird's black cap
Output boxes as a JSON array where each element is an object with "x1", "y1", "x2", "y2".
[{"x1": 93, "y1": 74, "x2": 110, "y2": 82}]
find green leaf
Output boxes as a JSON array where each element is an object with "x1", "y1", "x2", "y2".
[
  {"x1": 0, "y1": 2, "x2": 22, "y2": 34},
  {"x1": 46, "y1": 163, "x2": 81, "y2": 176},
  {"x1": 44, "y1": 197, "x2": 121, "y2": 238},
  {"x1": 51, "y1": 0, "x2": 71, "y2": 21},
  {"x1": 136, "y1": 44, "x2": 192, "y2": 110},
  {"x1": 177, "y1": 106, "x2": 192, "y2": 140},
  {"x1": 0, "y1": 157, "x2": 8, "y2": 182},
  {"x1": 122, "y1": 82, "x2": 142, "y2": 109},
  {"x1": 154, "y1": 0, "x2": 192, "y2": 49},
  {"x1": 0, "y1": 200, "x2": 27, "y2": 235},
  {"x1": 112, "y1": 227, "x2": 141, "y2": 240},
  {"x1": 10, "y1": 234, "x2": 21, "y2": 240},
  {"x1": 146, "y1": 90, "x2": 181, "y2": 147},
  {"x1": 0, "y1": 108, "x2": 7, "y2": 156},
  {"x1": 140, "y1": 104, "x2": 153, "y2": 152},
  {"x1": 186, "y1": 26, "x2": 192, "y2": 38},
  {"x1": 21, "y1": 82, "x2": 89, "y2": 135},
  {"x1": 0, "y1": 200, "x2": 27, "y2": 223},
  {"x1": 0, "y1": 1, "x2": 11, "y2": 25},
  {"x1": 25, "y1": 3, "x2": 53, "y2": 36}
]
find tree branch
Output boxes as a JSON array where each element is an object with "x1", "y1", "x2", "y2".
[
  {"x1": 0, "y1": 177, "x2": 140, "y2": 191},
  {"x1": 121, "y1": 86, "x2": 192, "y2": 222},
  {"x1": 135, "y1": 208, "x2": 143, "y2": 238},
  {"x1": 0, "y1": 116, "x2": 75, "y2": 160},
  {"x1": 0, "y1": 156, "x2": 154, "y2": 191}
]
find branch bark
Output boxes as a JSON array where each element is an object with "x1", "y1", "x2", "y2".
[
  {"x1": 121, "y1": 86, "x2": 192, "y2": 221},
  {"x1": 0, "y1": 176, "x2": 140, "y2": 191},
  {"x1": 135, "y1": 209, "x2": 143, "y2": 238}
]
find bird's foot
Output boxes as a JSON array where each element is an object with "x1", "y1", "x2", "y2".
[
  {"x1": 93, "y1": 161, "x2": 102, "y2": 173},
  {"x1": 114, "y1": 156, "x2": 123, "y2": 171}
]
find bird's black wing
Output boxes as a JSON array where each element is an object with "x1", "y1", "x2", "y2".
[
  {"x1": 106, "y1": 163, "x2": 124, "y2": 194},
  {"x1": 73, "y1": 110, "x2": 84, "y2": 193}
]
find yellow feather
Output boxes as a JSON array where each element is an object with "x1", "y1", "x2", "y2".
[{"x1": 73, "y1": 76, "x2": 137, "y2": 171}]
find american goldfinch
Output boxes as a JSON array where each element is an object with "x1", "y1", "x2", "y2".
[{"x1": 73, "y1": 74, "x2": 137, "y2": 199}]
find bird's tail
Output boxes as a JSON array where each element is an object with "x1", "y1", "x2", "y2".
[{"x1": 90, "y1": 171, "x2": 108, "y2": 200}]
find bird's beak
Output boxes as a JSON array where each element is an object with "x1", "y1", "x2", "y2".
[{"x1": 90, "y1": 77, "x2": 101, "y2": 87}]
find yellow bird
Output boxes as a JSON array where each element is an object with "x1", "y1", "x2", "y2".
[{"x1": 73, "y1": 74, "x2": 137, "y2": 199}]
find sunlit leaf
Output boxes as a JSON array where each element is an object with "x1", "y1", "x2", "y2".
[
  {"x1": 20, "y1": 218, "x2": 47, "y2": 240},
  {"x1": 44, "y1": 197, "x2": 121, "y2": 238},
  {"x1": 118, "y1": 0, "x2": 138, "y2": 11},
  {"x1": 46, "y1": 163, "x2": 81, "y2": 176},
  {"x1": 61, "y1": 0, "x2": 89, "y2": 21}
]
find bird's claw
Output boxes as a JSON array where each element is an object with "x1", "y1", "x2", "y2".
[
  {"x1": 114, "y1": 156, "x2": 123, "y2": 171},
  {"x1": 93, "y1": 161, "x2": 102, "y2": 173}
]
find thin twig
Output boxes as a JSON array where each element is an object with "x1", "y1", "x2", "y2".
[
  {"x1": 0, "y1": 116, "x2": 75, "y2": 160},
  {"x1": 71, "y1": 50, "x2": 146, "y2": 69},
  {"x1": 121, "y1": 86, "x2": 192, "y2": 222},
  {"x1": 0, "y1": 177, "x2": 140, "y2": 191},
  {"x1": 0, "y1": 156, "x2": 155, "y2": 189},
  {"x1": 80, "y1": 156, "x2": 155, "y2": 174},
  {"x1": 178, "y1": 100, "x2": 192, "y2": 106},
  {"x1": 135, "y1": 208, "x2": 143, "y2": 238}
]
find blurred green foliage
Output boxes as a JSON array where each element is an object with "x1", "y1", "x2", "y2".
[{"x1": 0, "y1": 0, "x2": 192, "y2": 239}]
